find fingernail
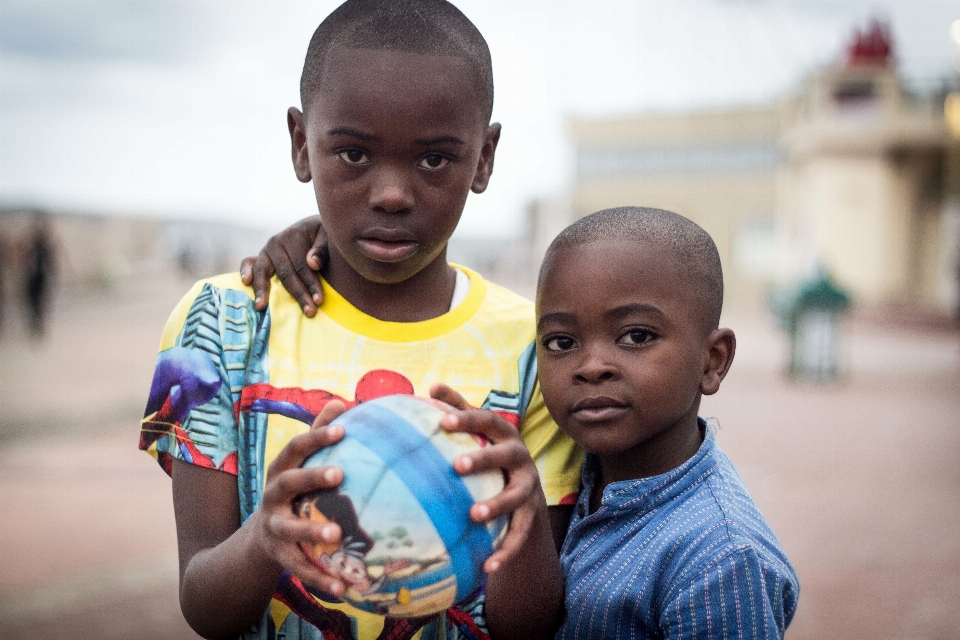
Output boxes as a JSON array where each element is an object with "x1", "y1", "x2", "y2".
[
  {"x1": 330, "y1": 582, "x2": 344, "y2": 596},
  {"x1": 321, "y1": 525, "x2": 337, "y2": 542},
  {"x1": 255, "y1": 296, "x2": 263, "y2": 305},
  {"x1": 473, "y1": 503, "x2": 490, "y2": 519},
  {"x1": 323, "y1": 467, "x2": 340, "y2": 482},
  {"x1": 457, "y1": 455, "x2": 473, "y2": 472},
  {"x1": 487, "y1": 559, "x2": 500, "y2": 572},
  {"x1": 313, "y1": 293, "x2": 322, "y2": 304}
]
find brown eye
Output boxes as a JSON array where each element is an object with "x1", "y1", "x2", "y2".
[
  {"x1": 339, "y1": 149, "x2": 369, "y2": 165},
  {"x1": 418, "y1": 154, "x2": 449, "y2": 170},
  {"x1": 618, "y1": 329, "x2": 655, "y2": 346},
  {"x1": 544, "y1": 335, "x2": 576, "y2": 352}
]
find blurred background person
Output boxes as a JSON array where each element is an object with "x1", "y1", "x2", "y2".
[
  {"x1": 0, "y1": 228, "x2": 7, "y2": 336},
  {"x1": 19, "y1": 213, "x2": 56, "y2": 338}
]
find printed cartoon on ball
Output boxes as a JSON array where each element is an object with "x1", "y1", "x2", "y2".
[{"x1": 296, "y1": 394, "x2": 507, "y2": 618}]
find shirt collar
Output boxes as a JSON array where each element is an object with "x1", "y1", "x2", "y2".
[
  {"x1": 579, "y1": 419, "x2": 718, "y2": 515},
  {"x1": 317, "y1": 264, "x2": 487, "y2": 342}
]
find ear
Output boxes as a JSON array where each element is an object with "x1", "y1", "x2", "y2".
[
  {"x1": 288, "y1": 107, "x2": 312, "y2": 183},
  {"x1": 470, "y1": 123, "x2": 501, "y2": 194},
  {"x1": 700, "y1": 328, "x2": 736, "y2": 396}
]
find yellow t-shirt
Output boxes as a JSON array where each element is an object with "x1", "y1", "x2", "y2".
[{"x1": 140, "y1": 265, "x2": 582, "y2": 640}]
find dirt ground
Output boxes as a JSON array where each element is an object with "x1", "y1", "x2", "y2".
[{"x1": 1, "y1": 275, "x2": 958, "y2": 639}]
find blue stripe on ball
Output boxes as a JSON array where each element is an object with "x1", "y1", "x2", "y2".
[{"x1": 342, "y1": 401, "x2": 494, "y2": 602}]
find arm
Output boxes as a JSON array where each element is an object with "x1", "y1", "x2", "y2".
[
  {"x1": 240, "y1": 216, "x2": 328, "y2": 315},
  {"x1": 659, "y1": 547, "x2": 799, "y2": 640},
  {"x1": 548, "y1": 504, "x2": 574, "y2": 553},
  {"x1": 172, "y1": 403, "x2": 350, "y2": 640},
  {"x1": 431, "y1": 384, "x2": 564, "y2": 640}
]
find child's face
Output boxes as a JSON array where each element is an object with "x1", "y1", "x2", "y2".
[
  {"x1": 289, "y1": 46, "x2": 499, "y2": 286},
  {"x1": 536, "y1": 240, "x2": 712, "y2": 474}
]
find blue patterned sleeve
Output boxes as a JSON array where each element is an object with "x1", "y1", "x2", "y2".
[
  {"x1": 140, "y1": 280, "x2": 258, "y2": 477},
  {"x1": 659, "y1": 546, "x2": 799, "y2": 640}
]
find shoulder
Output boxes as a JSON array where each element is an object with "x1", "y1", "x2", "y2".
[
  {"x1": 468, "y1": 269, "x2": 534, "y2": 322},
  {"x1": 657, "y1": 542, "x2": 799, "y2": 639},
  {"x1": 482, "y1": 279, "x2": 534, "y2": 313},
  {"x1": 170, "y1": 273, "x2": 256, "y2": 315},
  {"x1": 447, "y1": 266, "x2": 536, "y2": 346},
  {"x1": 655, "y1": 445, "x2": 799, "y2": 617},
  {"x1": 159, "y1": 273, "x2": 259, "y2": 350},
  {"x1": 657, "y1": 448, "x2": 793, "y2": 576}
]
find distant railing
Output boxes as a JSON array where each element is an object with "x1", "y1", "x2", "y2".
[{"x1": 577, "y1": 143, "x2": 782, "y2": 178}]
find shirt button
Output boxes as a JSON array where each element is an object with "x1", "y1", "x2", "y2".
[{"x1": 577, "y1": 503, "x2": 585, "y2": 518}]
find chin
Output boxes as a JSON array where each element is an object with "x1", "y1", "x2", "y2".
[
  {"x1": 352, "y1": 261, "x2": 422, "y2": 285},
  {"x1": 565, "y1": 428, "x2": 630, "y2": 458}
]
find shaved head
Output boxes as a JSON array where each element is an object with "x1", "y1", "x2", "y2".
[
  {"x1": 301, "y1": 0, "x2": 493, "y2": 121},
  {"x1": 542, "y1": 207, "x2": 724, "y2": 331}
]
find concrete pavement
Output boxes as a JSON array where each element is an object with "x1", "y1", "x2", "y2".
[{"x1": 1, "y1": 276, "x2": 958, "y2": 639}]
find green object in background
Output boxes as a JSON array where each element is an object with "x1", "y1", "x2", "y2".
[{"x1": 775, "y1": 268, "x2": 852, "y2": 381}]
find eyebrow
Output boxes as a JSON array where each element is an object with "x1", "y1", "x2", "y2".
[
  {"x1": 537, "y1": 311, "x2": 575, "y2": 331},
  {"x1": 606, "y1": 303, "x2": 667, "y2": 322},
  {"x1": 326, "y1": 126, "x2": 375, "y2": 141},
  {"x1": 414, "y1": 135, "x2": 465, "y2": 146},
  {"x1": 537, "y1": 303, "x2": 667, "y2": 331}
]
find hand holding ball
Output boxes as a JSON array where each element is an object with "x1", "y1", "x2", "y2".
[{"x1": 296, "y1": 395, "x2": 507, "y2": 617}]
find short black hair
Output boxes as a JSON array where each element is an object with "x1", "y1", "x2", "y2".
[
  {"x1": 300, "y1": 0, "x2": 493, "y2": 121},
  {"x1": 543, "y1": 207, "x2": 725, "y2": 331}
]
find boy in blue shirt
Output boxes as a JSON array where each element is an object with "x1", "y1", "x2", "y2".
[{"x1": 536, "y1": 206, "x2": 799, "y2": 638}]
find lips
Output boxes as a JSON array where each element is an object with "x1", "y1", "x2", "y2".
[
  {"x1": 357, "y1": 228, "x2": 419, "y2": 262},
  {"x1": 570, "y1": 396, "x2": 629, "y2": 422}
]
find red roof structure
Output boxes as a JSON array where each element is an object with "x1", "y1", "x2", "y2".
[{"x1": 845, "y1": 19, "x2": 894, "y2": 68}]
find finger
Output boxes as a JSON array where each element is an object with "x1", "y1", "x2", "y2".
[
  {"x1": 294, "y1": 250, "x2": 323, "y2": 309},
  {"x1": 306, "y1": 248, "x2": 324, "y2": 275},
  {"x1": 240, "y1": 257, "x2": 257, "y2": 285},
  {"x1": 266, "y1": 426, "x2": 345, "y2": 478},
  {"x1": 311, "y1": 400, "x2": 347, "y2": 430},
  {"x1": 441, "y1": 408, "x2": 518, "y2": 446},
  {"x1": 271, "y1": 243, "x2": 318, "y2": 317},
  {"x1": 264, "y1": 465, "x2": 345, "y2": 504},
  {"x1": 469, "y1": 472, "x2": 537, "y2": 523},
  {"x1": 453, "y1": 439, "x2": 529, "y2": 477},
  {"x1": 483, "y1": 505, "x2": 535, "y2": 573},
  {"x1": 429, "y1": 383, "x2": 471, "y2": 411},
  {"x1": 252, "y1": 250, "x2": 276, "y2": 311},
  {"x1": 290, "y1": 559, "x2": 348, "y2": 599},
  {"x1": 306, "y1": 223, "x2": 329, "y2": 284},
  {"x1": 267, "y1": 510, "x2": 342, "y2": 546},
  {"x1": 268, "y1": 533, "x2": 348, "y2": 598},
  {"x1": 284, "y1": 552, "x2": 348, "y2": 598}
]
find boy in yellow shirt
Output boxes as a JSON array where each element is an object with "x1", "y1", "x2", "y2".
[{"x1": 140, "y1": 2, "x2": 581, "y2": 639}]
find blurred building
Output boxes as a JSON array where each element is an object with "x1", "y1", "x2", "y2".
[
  {"x1": 560, "y1": 22, "x2": 960, "y2": 315},
  {"x1": 0, "y1": 208, "x2": 270, "y2": 295}
]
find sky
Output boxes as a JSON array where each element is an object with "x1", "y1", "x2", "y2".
[{"x1": 1, "y1": 0, "x2": 957, "y2": 238}]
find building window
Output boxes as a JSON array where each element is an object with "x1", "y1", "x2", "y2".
[{"x1": 577, "y1": 143, "x2": 781, "y2": 177}]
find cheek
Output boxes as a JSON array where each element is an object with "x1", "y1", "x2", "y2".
[
  {"x1": 534, "y1": 354, "x2": 567, "y2": 414},
  {"x1": 643, "y1": 354, "x2": 704, "y2": 405}
]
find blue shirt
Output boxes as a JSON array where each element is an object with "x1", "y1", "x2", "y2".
[{"x1": 558, "y1": 424, "x2": 798, "y2": 639}]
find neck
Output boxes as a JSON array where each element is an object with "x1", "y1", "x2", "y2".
[
  {"x1": 322, "y1": 250, "x2": 457, "y2": 323},
  {"x1": 593, "y1": 410, "x2": 705, "y2": 510}
]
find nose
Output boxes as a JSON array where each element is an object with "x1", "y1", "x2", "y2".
[
  {"x1": 368, "y1": 165, "x2": 414, "y2": 214},
  {"x1": 573, "y1": 346, "x2": 619, "y2": 384}
]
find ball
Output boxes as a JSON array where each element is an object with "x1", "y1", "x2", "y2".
[{"x1": 296, "y1": 394, "x2": 507, "y2": 618}]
